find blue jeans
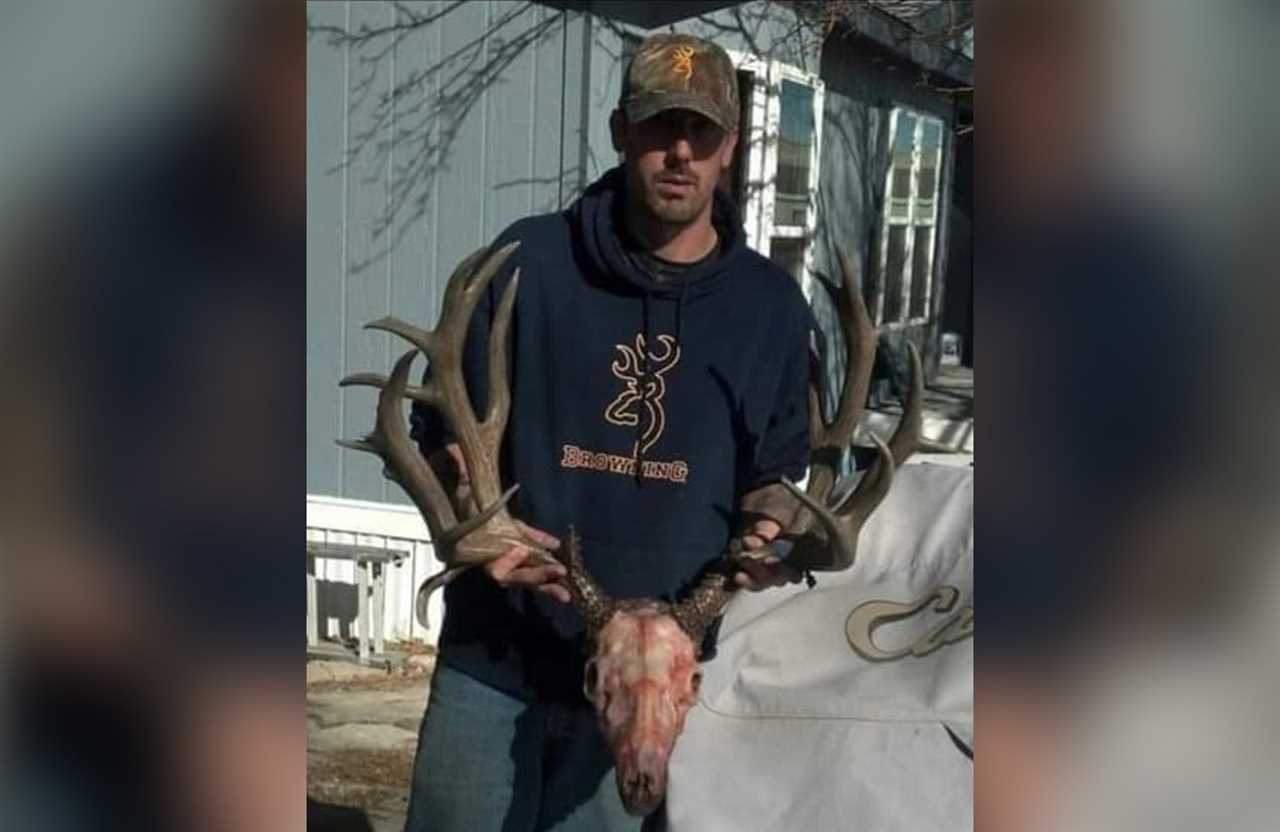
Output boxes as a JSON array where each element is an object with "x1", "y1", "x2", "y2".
[{"x1": 403, "y1": 663, "x2": 646, "y2": 832}]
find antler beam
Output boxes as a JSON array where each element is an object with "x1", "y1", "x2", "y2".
[{"x1": 337, "y1": 242, "x2": 558, "y2": 623}]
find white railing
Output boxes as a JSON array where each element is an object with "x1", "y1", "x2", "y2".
[{"x1": 306, "y1": 494, "x2": 445, "y2": 649}]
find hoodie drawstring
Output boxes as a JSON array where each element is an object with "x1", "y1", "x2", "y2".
[
  {"x1": 634, "y1": 281, "x2": 688, "y2": 485},
  {"x1": 635, "y1": 292, "x2": 653, "y2": 483}
]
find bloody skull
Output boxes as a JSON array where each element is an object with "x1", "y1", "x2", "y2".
[
  {"x1": 563, "y1": 530, "x2": 734, "y2": 816},
  {"x1": 581, "y1": 600, "x2": 702, "y2": 815}
]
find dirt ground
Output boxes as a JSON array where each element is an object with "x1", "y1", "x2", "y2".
[{"x1": 307, "y1": 648, "x2": 435, "y2": 832}]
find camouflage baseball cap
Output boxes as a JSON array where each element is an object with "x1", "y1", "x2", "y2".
[{"x1": 620, "y1": 34, "x2": 739, "y2": 133}]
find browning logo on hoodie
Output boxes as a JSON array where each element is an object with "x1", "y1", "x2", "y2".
[
  {"x1": 558, "y1": 332, "x2": 690, "y2": 484},
  {"x1": 604, "y1": 333, "x2": 681, "y2": 454}
]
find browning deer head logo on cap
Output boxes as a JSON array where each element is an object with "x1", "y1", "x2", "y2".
[
  {"x1": 605, "y1": 334, "x2": 681, "y2": 454},
  {"x1": 669, "y1": 45, "x2": 695, "y2": 87}
]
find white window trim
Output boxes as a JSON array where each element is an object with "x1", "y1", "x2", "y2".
[
  {"x1": 876, "y1": 107, "x2": 946, "y2": 328},
  {"x1": 726, "y1": 49, "x2": 824, "y2": 301}
]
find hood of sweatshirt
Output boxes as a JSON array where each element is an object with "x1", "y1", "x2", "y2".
[{"x1": 570, "y1": 165, "x2": 747, "y2": 301}]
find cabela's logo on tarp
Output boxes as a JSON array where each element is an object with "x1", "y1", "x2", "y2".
[{"x1": 845, "y1": 586, "x2": 973, "y2": 661}]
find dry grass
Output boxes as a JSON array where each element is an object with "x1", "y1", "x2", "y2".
[
  {"x1": 306, "y1": 668, "x2": 431, "y2": 694},
  {"x1": 308, "y1": 748, "x2": 414, "y2": 813}
]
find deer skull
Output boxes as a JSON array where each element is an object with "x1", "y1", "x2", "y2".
[
  {"x1": 561, "y1": 530, "x2": 720, "y2": 816},
  {"x1": 582, "y1": 599, "x2": 701, "y2": 815}
]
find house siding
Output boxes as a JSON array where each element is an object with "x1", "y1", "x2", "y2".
[{"x1": 308, "y1": 1, "x2": 600, "y2": 501}]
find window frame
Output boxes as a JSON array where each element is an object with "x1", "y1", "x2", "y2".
[
  {"x1": 725, "y1": 50, "x2": 825, "y2": 301},
  {"x1": 875, "y1": 106, "x2": 947, "y2": 328}
]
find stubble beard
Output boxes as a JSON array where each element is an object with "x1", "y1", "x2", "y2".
[{"x1": 641, "y1": 183, "x2": 710, "y2": 226}]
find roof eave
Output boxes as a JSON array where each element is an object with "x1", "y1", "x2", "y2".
[{"x1": 829, "y1": 4, "x2": 973, "y2": 87}]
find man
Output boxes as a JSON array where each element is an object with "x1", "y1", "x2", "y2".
[{"x1": 405, "y1": 34, "x2": 814, "y2": 831}]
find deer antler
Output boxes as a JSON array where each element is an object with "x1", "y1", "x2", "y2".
[
  {"x1": 781, "y1": 248, "x2": 923, "y2": 572},
  {"x1": 667, "y1": 249, "x2": 923, "y2": 645},
  {"x1": 337, "y1": 241, "x2": 558, "y2": 622}
]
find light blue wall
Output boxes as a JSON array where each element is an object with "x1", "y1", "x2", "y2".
[{"x1": 308, "y1": 1, "x2": 614, "y2": 500}]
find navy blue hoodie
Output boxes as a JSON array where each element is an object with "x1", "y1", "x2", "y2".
[{"x1": 413, "y1": 166, "x2": 812, "y2": 701}]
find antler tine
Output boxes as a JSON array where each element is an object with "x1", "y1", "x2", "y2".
[
  {"x1": 361, "y1": 245, "x2": 490, "y2": 353},
  {"x1": 361, "y1": 246, "x2": 490, "y2": 348},
  {"x1": 793, "y1": 250, "x2": 880, "y2": 536},
  {"x1": 436, "y1": 483, "x2": 521, "y2": 547},
  {"x1": 779, "y1": 436, "x2": 895, "y2": 572},
  {"x1": 479, "y1": 267, "x2": 521, "y2": 449},
  {"x1": 364, "y1": 317, "x2": 433, "y2": 353},
  {"x1": 438, "y1": 244, "x2": 494, "y2": 330},
  {"x1": 337, "y1": 349, "x2": 459, "y2": 542},
  {"x1": 814, "y1": 249, "x2": 877, "y2": 450},
  {"x1": 888, "y1": 341, "x2": 923, "y2": 466}
]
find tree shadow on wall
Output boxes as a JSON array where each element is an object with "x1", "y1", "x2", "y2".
[{"x1": 309, "y1": 1, "x2": 573, "y2": 273}]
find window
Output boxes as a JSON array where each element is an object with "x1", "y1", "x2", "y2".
[
  {"x1": 774, "y1": 79, "x2": 815, "y2": 228},
  {"x1": 726, "y1": 51, "x2": 824, "y2": 299},
  {"x1": 875, "y1": 108, "x2": 945, "y2": 325},
  {"x1": 724, "y1": 68, "x2": 754, "y2": 210}
]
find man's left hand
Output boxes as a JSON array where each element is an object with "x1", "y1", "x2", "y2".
[{"x1": 731, "y1": 518, "x2": 803, "y2": 591}]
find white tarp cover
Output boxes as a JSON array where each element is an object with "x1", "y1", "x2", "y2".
[{"x1": 666, "y1": 463, "x2": 973, "y2": 832}]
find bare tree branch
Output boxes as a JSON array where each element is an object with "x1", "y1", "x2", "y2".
[
  {"x1": 307, "y1": 1, "x2": 468, "y2": 48},
  {"x1": 310, "y1": 2, "x2": 573, "y2": 272}
]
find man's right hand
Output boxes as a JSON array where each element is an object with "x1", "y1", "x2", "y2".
[{"x1": 483, "y1": 521, "x2": 571, "y2": 604}]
